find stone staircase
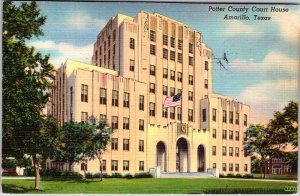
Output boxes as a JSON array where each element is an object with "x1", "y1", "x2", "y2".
[{"x1": 160, "y1": 172, "x2": 216, "y2": 178}]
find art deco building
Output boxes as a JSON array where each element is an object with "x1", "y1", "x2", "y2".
[{"x1": 47, "y1": 11, "x2": 251, "y2": 175}]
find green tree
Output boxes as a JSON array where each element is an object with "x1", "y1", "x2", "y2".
[
  {"x1": 244, "y1": 124, "x2": 272, "y2": 178},
  {"x1": 86, "y1": 119, "x2": 113, "y2": 181},
  {"x1": 3, "y1": 1, "x2": 56, "y2": 190}
]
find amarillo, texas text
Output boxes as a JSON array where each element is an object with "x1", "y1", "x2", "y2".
[{"x1": 208, "y1": 5, "x2": 289, "y2": 20}]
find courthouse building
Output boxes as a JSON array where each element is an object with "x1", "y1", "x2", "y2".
[{"x1": 47, "y1": 11, "x2": 251, "y2": 175}]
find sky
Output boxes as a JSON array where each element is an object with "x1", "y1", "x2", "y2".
[{"x1": 23, "y1": 1, "x2": 299, "y2": 125}]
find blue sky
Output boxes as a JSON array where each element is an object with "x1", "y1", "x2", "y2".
[{"x1": 25, "y1": 2, "x2": 299, "y2": 124}]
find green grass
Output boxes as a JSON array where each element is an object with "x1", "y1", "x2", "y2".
[
  {"x1": 2, "y1": 177, "x2": 297, "y2": 194},
  {"x1": 253, "y1": 173, "x2": 298, "y2": 180}
]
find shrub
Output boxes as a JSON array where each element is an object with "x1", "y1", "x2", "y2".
[
  {"x1": 24, "y1": 167, "x2": 35, "y2": 176},
  {"x1": 134, "y1": 172, "x2": 153, "y2": 178},
  {"x1": 219, "y1": 173, "x2": 225, "y2": 178},
  {"x1": 93, "y1": 173, "x2": 101, "y2": 178},
  {"x1": 243, "y1": 174, "x2": 254, "y2": 178},
  {"x1": 226, "y1": 173, "x2": 235, "y2": 178},
  {"x1": 85, "y1": 172, "x2": 93, "y2": 179},
  {"x1": 39, "y1": 168, "x2": 82, "y2": 179},
  {"x1": 102, "y1": 173, "x2": 110, "y2": 178},
  {"x1": 111, "y1": 172, "x2": 122, "y2": 178},
  {"x1": 235, "y1": 173, "x2": 242, "y2": 178},
  {"x1": 124, "y1": 173, "x2": 133, "y2": 179}
]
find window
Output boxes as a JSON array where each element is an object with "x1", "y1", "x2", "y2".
[
  {"x1": 139, "y1": 161, "x2": 144, "y2": 171},
  {"x1": 177, "y1": 72, "x2": 182, "y2": 82},
  {"x1": 188, "y1": 109, "x2": 193, "y2": 122},
  {"x1": 81, "y1": 160, "x2": 87, "y2": 171},
  {"x1": 163, "y1": 85, "x2": 168, "y2": 96},
  {"x1": 104, "y1": 55, "x2": 106, "y2": 66},
  {"x1": 244, "y1": 164, "x2": 248, "y2": 172},
  {"x1": 212, "y1": 108, "x2": 217, "y2": 121},
  {"x1": 139, "y1": 140, "x2": 144, "y2": 152},
  {"x1": 235, "y1": 164, "x2": 239, "y2": 172},
  {"x1": 150, "y1": 102, "x2": 155, "y2": 117},
  {"x1": 223, "y1": 110, "x2": 227, "y2": 123},
  {"x1": 163, "y1": 35, "x2": 168, "y2": 45},
  {"x1": 101, "y1": 160, "x2": 106, "y2": 171},
  {"x1": 177, "y1": 107, "x2": 182, "y2": 120},
  {"x1": 162, "y1": 106, "x2": 168, "y2": 118},
  {"x1": 100, "y1": 114, "x2": 106, "y2": 122},
  {"x1": 170, "y1": 37, "x2": 175, "y2": 48},
  {"x1": 177, "y1": 53, "x2": 182, "y2": 63},
  {"x1": 150, "y1": 83, "x2": 155, "y2": 93},
  {"x1": 177, "y1": 89, "x2": 182, "y2": 94},
  {"x1": 235, "y1": 147, "x2": 239, "y2": 157},
  {"x1": 163, "y1": 68, "x2": 168, "y2": 79},
  {"x1": 189, "y1": 75, "x2": 194, "y2": 85},
  {"x1": 112, "y1": 90, "x2": 119, "y2": 106},
  {"x1": 188, "y1": 91, "x2": 193, "y2": 101},
  {"x1": 205, "y1": 61, "x2": 209, "y2": 70},
  {"x1": 104, "y1": 41, "x2": 106, "y2": 51},
  {"x1": 123, "y1": 93, "x2": 130, "y2": 108},
  {"x1": 178, "y1": 40, "x2": 182, "y2": 50},
  {"x1": 222, "y1": 146, "x2": 226, "y2": 156},
  {"x1": 81, "y1": 112, "x2": 88, "y2": 123},
  {"x1": 81, "y1": 84, "x2": 88, "y2": 102},
  {"x1": 236, "y1": 113, "x2": 239, "y2": 124},
  {"x1": 150, "y1": 44, "x2": 156, "y2": 55},
  {"x1": 229, "y1": 111, "x2": 233, "y2": 124},
  {"x1": 213, "y1": 163, "x2": 217, "y2": 169},
  {"x1": 170, "y1": 70, "x2": 175, "y2": 80},
  {"x1": 235, "y1": 131, "x2": 239, "y2": 141},
  {"x1": 222, "y1": 130, "x2": 227, "y2": 139},
  {"x1": 139, "y1": 95, "x2": 144, "y2": 110},
  {"x1": 113, "y1": 45, "x2": 116, "y2": 55},
  {"x1": 112, "y1": 116, "x2": 118, "y2": 129},
  {"x1": 111, "y1": 160, "x2": 118, "y2": 171},
  {"x1": 170, "y1": 51, "x2": 175, "y2": 61},
  {"x1": 212, "y1": 129, "x2": 217, "y2": 138},
  {"x1": 170, "y1": 87, "x2": 175, "y2": 96},
  {"x1": 244, "y1": 114, "x2": 248, "y2": 126},
  {"x1": 229, "y1": 147, "x2": 233, "y2": 156},
  {"x1": 111, "y1": 138, "x2": 118, "y2": 150},
  {"x1": 212, "y1": 146, "x2": 216, "y2": 156},
  {"x1": 108, "y1": 36, "x2": 111, "y2": 47},
  {"x1": 139, "y1": 119, "x2": 144, "y2": 131},
  {"x1": 163, "y1": 48, "x2": 168, "y2": 59},
  {"x1": 229, "y1": 163, "x2": 233, "y2": 171},
  {"x1": 202, "y1": 109, "x2": 206, "y2": 122},
  {"x1": 204, "y1": 79, "x2": 208, "y2": 89},
  {"x1": 100, "y1": 46, "x2": 102, "y2": 55},
  {"x1": 229, "y1": 130, "x2": 233, "y2": 140},
  {"x1": 123, "y1": 117, "x2": 130, "y2": 130},
  {"x1": 113, "y1": 30, "x2": 116, "y2": 41},
  {"x1": 189, "y1": 56, "x2": 194, "y2": 65},
  {"x1": 130, "y1": 59, "x2": 135, "y2": 71},
  {"x1": 170, "y1": 107, "x2": 175, "y2": 119},
  {"x1": 130, "y1": 38, "x2": 135, "y2": 49},
  {"x1": 150, "y1": 30, "x2": 156, "y2": 42},
  {"x1": 123, "y1": 160, "x2": 129, "y2": 171},
  {"x1": 189, "y1": 43, "x2": 194, "y2": 54},
  {"x1": 123, "y1": 139, "x2": 129, "y2": 151},
  {"x1": 150, "y1": 65, "x2": 156, "y2": 76},
  {"x1": 100, "y1": 88, "x2": 107, "y2": 104},
  {"x1": 222, "y1": 163, "x2": 226, "y2": 172}
]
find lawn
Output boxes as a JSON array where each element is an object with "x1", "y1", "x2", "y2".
[
  {"x1": 2, "y1": 177, "x2": 297, "y2": 194},
  {"x1": 253, "y1": 173, "x2": 298, "y2": 180}
]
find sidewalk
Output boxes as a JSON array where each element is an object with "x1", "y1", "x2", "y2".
[{"x1": 2, "y1": 176, "x2": 35, "y2": 180}]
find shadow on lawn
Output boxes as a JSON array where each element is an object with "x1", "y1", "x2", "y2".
[
  {"x1": 2, "y1": 184, "x2": 40, "y2": 193},
  {"x1": 41, "y1": 177, "x2": 100, "y2": 184}
]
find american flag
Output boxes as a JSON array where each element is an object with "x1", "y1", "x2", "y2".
[{"x1": 164, "y1": 93, "x2": 181, "y2": 107}]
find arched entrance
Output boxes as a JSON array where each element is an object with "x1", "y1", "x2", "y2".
[
  {"x1": 197, "y1": 145, "x2": 205, "y2": 172},
  {"x1": 176, "y1": 138, "x2": 189, "y2": 172},
  {"x1": 156, "y1": 141, "x2": 167, "y2": 172}
]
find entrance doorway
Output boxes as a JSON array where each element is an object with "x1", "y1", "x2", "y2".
[
  {"x1": 176, "y1": 138, "x2": 189, "y2": 172},
  {"x1": 156, "y1": 141, "x2": 167, "y2": 172},
  {"x1": 197, "y1": 145, "x2": 205, "y2": 172}
]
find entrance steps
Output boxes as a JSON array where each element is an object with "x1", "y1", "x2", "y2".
[{"x1": 160, "y1": 172, "x2": 216, "y2": 178}]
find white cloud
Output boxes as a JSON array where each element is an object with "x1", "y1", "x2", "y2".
[
  {"x1": 230, "y1": 51, "x2": 298, "y2": 75},
  {"x1": 225, "y1": 21, "x2": 263, "y2": 37},
  {"x1": 67, "y1": 13, "x2": 107, "y2": 29},
  {"x1": 238, "y1": 79, "x2": 298, "y2": 124},
  {"x1": 271, "y1": 11, "x2": 300, "y2": 42},
  {"x1": 29, "y1": 40, "x2": 93, "y2": 68}
]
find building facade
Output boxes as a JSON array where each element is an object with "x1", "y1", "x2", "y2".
[{"x1": 47, "y1": 11, "x2": 251, "y2": 175}]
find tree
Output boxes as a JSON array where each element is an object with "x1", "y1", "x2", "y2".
[
  {"x1": 244, "y1": 124, "x2": 272, "y2": 178},
  {"x1": 3, "y1": 1, "x2": 56, "y2": 190},
  {"x1": 86, "y1": 119, "x2": 113, "y2": 181}
]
